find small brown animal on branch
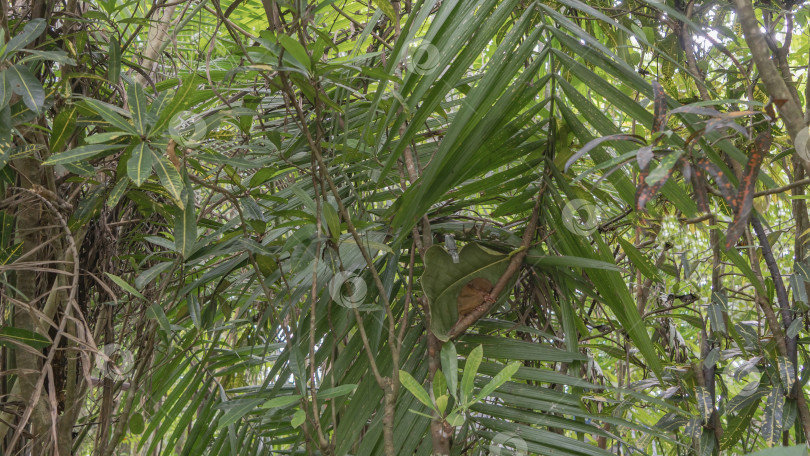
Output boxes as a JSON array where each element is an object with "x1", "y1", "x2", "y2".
[{"x1": 457, "y1": 277, "x2": 493, "y2": 318}]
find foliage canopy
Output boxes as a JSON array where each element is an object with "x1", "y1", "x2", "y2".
[{"x1": 3, "y1": 0, "x2": 810, "y2": 455}]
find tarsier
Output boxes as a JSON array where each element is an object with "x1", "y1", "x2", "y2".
[{"x1": 457, "y1": 277, "x2": 493, "y2": 318}]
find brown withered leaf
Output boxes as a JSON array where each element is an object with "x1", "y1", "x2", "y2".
[
  {"x1": 167, "y1": 139, "x2": 181, "y2": 171},
  {"x1": 690, "y1": 162, "x2": 710, "y2": 213},
  {"x1": 652, "y1": 80, "x2": 668, "y2": 134},
  {"x1": 694, "y1": 158, "x2": 737, "y2": 209},
  {"x1": 725, "y1": 130, "x2": 771, "y2": 249},
  {"x1": 457, "y1": 277, "x2": 493, "y2": 317},
  {"x1": 635, "y1": 153, "x2": 683, "y2": 211},
  {"x1": 765, "y1": 101, "x2": 776, "y2": 120}
]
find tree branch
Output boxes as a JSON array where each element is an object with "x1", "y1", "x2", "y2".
[
  {"x1": 750, "y1": 216, "x2": 810, "y2": 439},
  {"x1": 733, "y1": 0, "x2": 807, "y2": 155}
]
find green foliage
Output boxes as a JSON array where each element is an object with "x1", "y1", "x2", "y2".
[
  {"x1": 5, "y1": 1, "x2": 810, "y2": 455},
  {"x1": 400, "y1": 344, "x2": 520, "y2": 428},
  {"x1": 422, "y1": 243, "x2": 510, "y2": 340}
]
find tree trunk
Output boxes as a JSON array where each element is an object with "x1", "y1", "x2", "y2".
[{"x1": 10, "y1": 155, "x2": 50, "y2": 453}]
